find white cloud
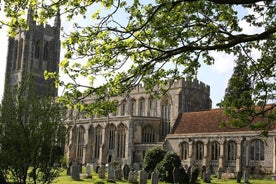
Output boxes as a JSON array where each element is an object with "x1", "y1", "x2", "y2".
[{"x1": 210, "y1": 52, "x2": 235, "y2": 74}]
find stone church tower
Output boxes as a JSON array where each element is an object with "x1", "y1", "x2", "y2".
[{"x1": 4, "y1": 8, "x2": 61, "y2": 97}]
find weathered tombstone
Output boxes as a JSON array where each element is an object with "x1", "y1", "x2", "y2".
[
  {"x1": 115, "y1": 167, "x2": 122, "y2": 180},
  {"x1": 200, "y1": 165, "x2": 206, "y2": 179},
  {"x1": 123, "y1": 164, "x2": 130, "y2": 180},
  {"x1": 244, "y1": 167, "x2": 250, "y2": 184},
  {"x1": 139, "y1": 170, "x2": 148, "y2": 184},
  {"x1": 86, "y1": 164, "x2": 92, "y2": 178},
  {"x1": 133, "y1": 163, "x2": 140, "y2": 171},
  {"x1": 151, "y1": 171, "x2": 159, "y2": 184},
  {"x1": 237, "y1": 171, "x2": 242, "y2": 183},
  {"x1": 108, "y1": 163, "x2": 115, "y2": 179},
  {"x1": 71, "y1": 162, "x2": 80, "y2": 181},
  {"x1": 98, "y1": 165, "x2": 106, "y2": 179},
  {"x1": 201, "y1": 165, "x2": 207, "y2": 179},
  {"x1": 203, "y1": 169, "x2": 211, "y2": 183},
  {"x1": 172, "y1": 167, "x2": 180, "y2": 184},
  {"x1": 190, "y1": 167, "x2": 199, "y2": 184},
  {"x1": 78, "y1": 162, "x2": 82, "y2": 173},
  {"x1": 128, "y1": 170, "x2": 138, "y2": 183},
  {"x1": 216, "y1": 167, "x2": 223, "y2": 179}
]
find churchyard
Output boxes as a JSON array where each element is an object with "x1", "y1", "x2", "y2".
[{"x1": 53, "y1": 162, "x2": 276, "y2": 184}]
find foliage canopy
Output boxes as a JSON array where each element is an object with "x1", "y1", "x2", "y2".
[{"x1": 1, "y1": 0, "x2": 276, "y2": 130}]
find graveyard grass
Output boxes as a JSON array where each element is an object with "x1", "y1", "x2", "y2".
[{"x1": 53, "y1": 168, "x2": 276, "y2": 184}]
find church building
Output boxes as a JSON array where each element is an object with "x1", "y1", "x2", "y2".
[{"x1": 3, "y1": 7, "x2": 276, "y2": 175}]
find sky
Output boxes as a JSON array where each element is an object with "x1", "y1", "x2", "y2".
[{"x1": 0, "y1": 3, "x2": 262, "y2": 108}]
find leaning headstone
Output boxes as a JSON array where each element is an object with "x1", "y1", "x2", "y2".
[
  {"x1": 237, "y1": 171, "x2": 242, "y2": 183},
  {"x1": 139, "y1": 170, "x2": 148, "y2": 184},
  {"x1": 172, "y1": 167, "x2": 180, "y2": 184},
  {"x1": 108, "y1": 163, "x2": 115, "y2": 179},
  {"x1": 151, "y1": 171, "x2": 159, "y2": 184},
  {"x1": 123, "y1": 164, "x2": 130, "y2": 180},
  {"x1": 71, "y1": 162, "x2": 80, "y2": 181},
  {"x1": 86, "y1": 164, "x2": 92, "y2": 178},
  {"x1": 216, "y1": 167, "x2": 223, "y2": 179},
  {"x1": 98, "y1": 165, "x2": 106, "y2": 179}
]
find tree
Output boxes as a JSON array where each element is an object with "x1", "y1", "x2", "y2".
[
  {"x1": 1, "y1": 0, "x2": 276, "y2": 128},
  {"x1": 143, "y1": 146, "x2": 166, "y2": 175},
  {"x1": 0, "y1": 75, "x2": 67, "y2": 184},
  {"x1": 155, "y1": 151, "x2": 182, "y2": 183}
]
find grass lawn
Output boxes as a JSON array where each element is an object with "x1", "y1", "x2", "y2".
[{"x1": 53, "y1": 169, "x2": 276, "y2": 184}]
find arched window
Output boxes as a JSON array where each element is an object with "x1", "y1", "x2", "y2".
[
  {"x1": 71, "y1": 126, "x2": 78, "y2": 159},
  {"x1": 149, "y1": 96, "x2": 157, "y2": 116},
  {"x1": 43, "y1": 42, "x2": 49, "y2": 60},
  {"x1": 211, "y1": 141, "x2": 220, "y2": 160},
  {"x1": 161, "y1": 96, "x2": 171, "y2": 138},
  {"x1": 117, "y1": 124, "x2": 126, "y2": 158},
  {"x1": 108, "y1": 124, "x2": 116, "y2": 150},
  {"x1": 121, "y1": 100, "x2": 126, "y2": 116},
  {"x1": 17, "y1": 38, "x2": 23, "y2": 70},
  {"x1": 130, "y1": 99, "x2": 136, "y2": 116},
  {"x1": 95, "y1": 126, "x2": 102, "y2": 158},
  {"x1": 142, "y1": 125, "x2": 155, "y2": 143},
  {"x1": 35, "y1": 40, "x2": 40, "y2": 59},
  {"x1": 196, "y1": 141, "x2": 204, "y2": 160},
  {"x1": 77, "y1": 126, "x2": 85, "y2": 162},
  {"x1": 227, "y1": 141, "x2": 236, "y2": 160},
  {"x1": 250, "y1": 139, "x2": 264, "y2": 161},
  {"x1": 180, "y1": 142, "x2": 189, "y2": 160},
  {"x1": 139, "y1": 97, "x2": 145, "y2": 116},
  {"x1": 88, "y1": 126, "x2": 94, "y2": 162}
]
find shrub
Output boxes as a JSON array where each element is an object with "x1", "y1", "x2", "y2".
[
  {"x1": 155, "y1": 151, "x2": 181, "y2": 183},
  {"x1": 143, "y1": 147, "x2": 166, "y2": 175}
]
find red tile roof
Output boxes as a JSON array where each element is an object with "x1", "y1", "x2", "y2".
[{"x1": 171, "y1": 108, "x2": 275, "y2": 134}]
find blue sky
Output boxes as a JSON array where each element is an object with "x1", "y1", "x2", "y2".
[{"x1": 0, "y1": 3, "x2": 262, "y2": 108}]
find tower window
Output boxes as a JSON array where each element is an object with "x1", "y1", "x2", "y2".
[
  {"x1": 35, "y1": 41, "x2": 40, "y2": 59},
  {"x1": 43, "y1": 42, "x2": 49, "y2": 60}
]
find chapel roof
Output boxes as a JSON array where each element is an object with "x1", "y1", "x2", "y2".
[{"x1": 171, "y1": 108, "x2": 275, "y2": 134}]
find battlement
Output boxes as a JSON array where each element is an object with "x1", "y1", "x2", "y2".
[{"x1": 131, "y1": 77, "x2": 210, "y2": 95}]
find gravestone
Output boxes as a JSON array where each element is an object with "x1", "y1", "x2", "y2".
[
  {"x1": 190, "y1": 167, "x2": 199, "y2": 184},
  {"x1": 179, "y1": 167, "x2": 189, "y2": 184},
  {"x1": 133, "y1": 163, "x2": 140, "y2": 171},
  {"x1": 128, "y1": 170, "x2": 138, "y2": 183},
  {"x1": 201, "y1": 165, "x2": 207, "y2": 179},
  {"x1": 123, "y1": 164, "x2": 130, "y2": 180},
  {"x1": 216, "y1": 167, "x2": 223, "y2": 179},
  {"x1": 203, "y1": 169, "x2": 211, "y2": 183},
  {"x1": 98, "y1": 165, "x2": 106, "y2": 179},
  {"x1": 67, "y1": 160, "x2": 73, "y2": 175},
  {"x1": 244, "y1": 168, "x2": 250, "y2": 184},
  {"x1": 115, "y1": 167, "x2": 122, "y2": 180},
  {"x1": 86, "y1": 164, "x2": 92, "y2": 178},
  {"x1": 71, "y1": 162, "x2": 80, "y2": 181},
  {"x1": 172, "y1": 167, "x2": 180, "y2": 184},
  {"x1": 237, "y1": 171, "x2": 242, "y2": 183},
  {"x1": 139, "y1": 170, "x2": 148, "y2": 184},
  {"x1": 108, "y1": 163, "x2": 115, "y2": 179},
  {"x1": 151, "y1": 171, "x2": 158, "y2": 184}
]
